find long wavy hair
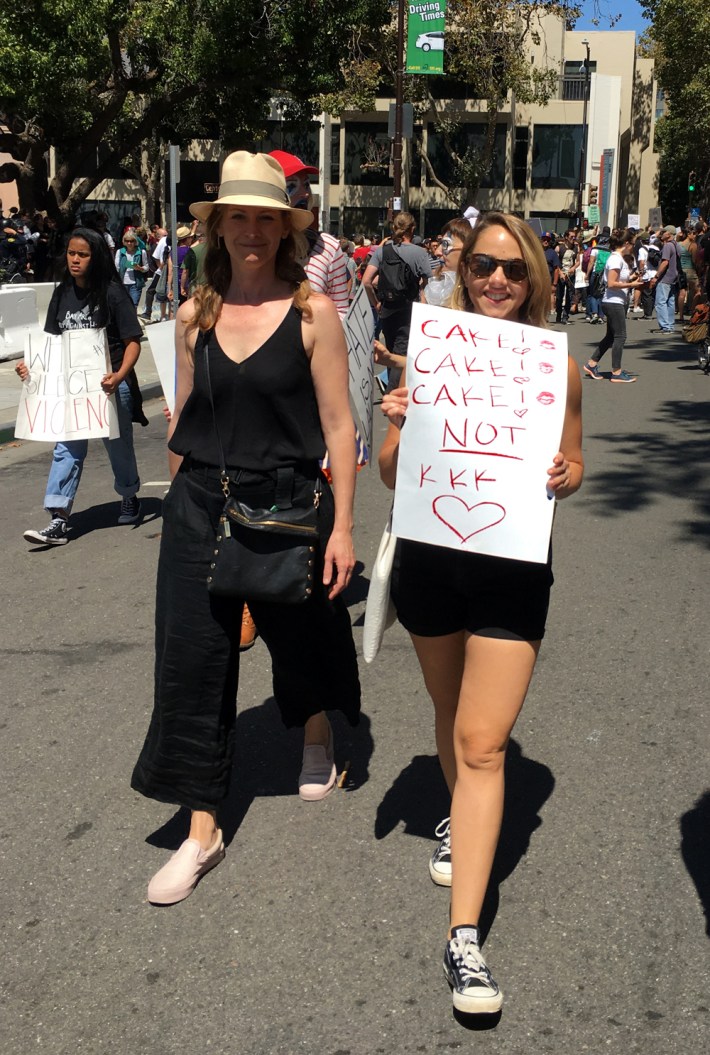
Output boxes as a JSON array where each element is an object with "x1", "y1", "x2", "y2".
[
  {"x1": 449, "y1": 212, "x2": 550, "y2": 329},
  {"x1": 59, "y1": 226, "x2": 121, "y2": 325},
  {"x1": 189, "y1": 206, "x2": 311, "y2": 333}
]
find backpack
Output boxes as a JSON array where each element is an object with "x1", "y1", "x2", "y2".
[
  {"x1": 377, "y1": 243, "x2": 420, "y2": 306},
  {"x1": 645, "y1": 244, "x2": 661, "y2": 270}
]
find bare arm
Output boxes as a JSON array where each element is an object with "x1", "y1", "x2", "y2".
[
  {"x1": 167, "y1": 299, "x2": 197, "y2": 478},
  {"x1": 305, "y1": 295, "x2": 357, "y2": 599},
  {"x1": 546, "y1": 357, "x2": 584, "y2": 499},
  {"x1": 378, "y1": 386, "x2": 409, "y2": 491},
  {"x1": 101, "y1": 337, "x2": 141, "y2": 394},
  {"x1": 362, "y1": 262, "x2": 379, "y2": 309}
]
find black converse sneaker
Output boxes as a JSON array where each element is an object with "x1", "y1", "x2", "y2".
[
  {"x1": 429, "y1": 817, "x2": 452, "y2": 887},
  {"x1": 443, "y1": 925, "x2": 503, "y2": 1014},
  {"x1": 118, "y1": 495, "x2": 142, "y2": 525},
  {"x1": 24, "y1": 515, "x2": 69, "y2": 546}
]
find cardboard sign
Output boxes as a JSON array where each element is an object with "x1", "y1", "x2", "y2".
[
  {"x1": 15, "y1": 329, "x2": 118, "y2": 442},
  {"x1": 145, "y1": 320, "x2": 177, "y2": 414},
  {"x1": 344, "y1": 284, "x2": 375, "y2": 451},
  {"x1": 391, "y1": 303, "x2": 568, "y2": 564}
]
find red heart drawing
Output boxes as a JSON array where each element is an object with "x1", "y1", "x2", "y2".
[
  {"x1": 513, "y1": 376, "x2": 530, "y2": 384},
  {"x1": 514, "y1": 408, "x2": 528, "y2": 418},
  {"x1": 432, "y1": 496, "x2": 506, "y2": 543}
]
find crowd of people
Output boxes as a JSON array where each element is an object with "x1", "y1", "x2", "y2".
[{"x1": 7, "y1": 165, "x2": 708, "y2": 1018}]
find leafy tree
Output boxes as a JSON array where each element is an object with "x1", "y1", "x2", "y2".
[
  {"x1": 640, "y1": 0, "x2": 710, "y2": 218},
  {"x1": 0, "y1": 0, "x2": 390, "y2": 225}
]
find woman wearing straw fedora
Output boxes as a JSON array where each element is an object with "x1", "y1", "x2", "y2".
[{"x1": 131, "y1": 152, "x2": 361, "y2": 905}]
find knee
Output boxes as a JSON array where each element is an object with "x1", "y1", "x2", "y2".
[{"x1": 455, "y1": 732, "x2": 507, "y2": 775}]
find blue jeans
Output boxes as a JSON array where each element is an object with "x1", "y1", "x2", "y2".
[
  {"x1": 655, "y1": 282, "x2": 675, "y2": 331},
  {"x1": 586, "y1": 292, "x2": 606, "y2": 320},
  {"x1": 44, "y1": 380, "x2": 140, "y2": 515},
  {"x1": 126, "y1": 284, "x2": 141, "y2": 307}
]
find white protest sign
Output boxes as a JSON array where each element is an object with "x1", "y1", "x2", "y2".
[
  {"x1": 344, "y1": 283, "x2": 375, "y2": 451},
  {"x1": 392, "y1": 303, "x2": 568, "y2": 564},
  {"x1": 15, "y1": 329, "x2": 118, "y2": 442},
  {"x1": 145, "y1": 320, "x2": 177, "y2": 414},
  {"x1": 627, "y1": 214, "x2": 640, "y2": 230}
]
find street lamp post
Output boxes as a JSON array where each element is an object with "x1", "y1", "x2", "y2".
[
  {"x1": 577, "y1": 38, "x2": 591, "y2": 227},
  {"x1": 392, "y1": 0, "x2": 405, "y2": 213}
]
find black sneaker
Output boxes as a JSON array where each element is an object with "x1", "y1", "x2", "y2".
[
  {"x1": 444, "y1": 926, "x2": 503, "y2": 1014},
  {"x1": 118, "y1": 495, "x2": 142, "y2": 525},
  {"x1": 429, "y1": 817, "x2": 452, "y2": 887},
  {"x1": 24, "y1": 516, "x2": 69, "y2": 546}
]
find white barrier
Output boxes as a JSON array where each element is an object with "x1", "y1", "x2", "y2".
[{"x1": 0, "y1": 283, "x2": 56, "y2": 361}]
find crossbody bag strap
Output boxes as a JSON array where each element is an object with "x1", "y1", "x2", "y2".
[{"x1": 203, "y1": 335, "x2": 231, "y2": 497}]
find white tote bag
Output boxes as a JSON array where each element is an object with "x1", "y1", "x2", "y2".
[{"x1": 362, "y1": 510, "x2": 398, "y2": 663}]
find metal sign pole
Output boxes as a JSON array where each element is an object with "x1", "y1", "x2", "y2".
[{"x1": 168, "y1": 145, "x2": 180, "y2": 312}]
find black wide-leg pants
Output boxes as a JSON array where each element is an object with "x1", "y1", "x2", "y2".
[{"x1": 131, "y1": 464, "x2": 361, "y2": 811}]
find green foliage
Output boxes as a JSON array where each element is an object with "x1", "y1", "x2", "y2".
[
  {"x1": 0, "y1": 0, "x2": 391, "y2": 220},
  {"x1": 641, "y1": 0, "x2": 710, "y2": 215}
]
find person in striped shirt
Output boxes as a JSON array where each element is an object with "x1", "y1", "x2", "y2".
[{"x1": 269, "y1": 149, "x2": 350, "y2": 318}]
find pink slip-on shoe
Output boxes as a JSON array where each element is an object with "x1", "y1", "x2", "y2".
[
  {"x1": 298, "y1": 725, "x2": 336, "y2": 801},
  {"x1": 147, "y1": 830, "x2": 225, "y2": 905}
]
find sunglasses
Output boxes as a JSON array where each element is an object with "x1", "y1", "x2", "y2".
[{"x1": 466, "y1": 254, "x2": 528, "y2": 282}]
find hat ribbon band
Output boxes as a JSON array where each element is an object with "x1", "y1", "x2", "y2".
[{"x1": 217, "y1": 180, "x2": 289, "y2": 206}]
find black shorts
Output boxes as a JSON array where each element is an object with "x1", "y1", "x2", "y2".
[{"x1": 391, "y1": 538, "x2": 553, "y2": 642}]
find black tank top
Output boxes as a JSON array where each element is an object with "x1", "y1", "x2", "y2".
[{"x1": 169, "y1": 304, "x2": 326, "y2": 470}]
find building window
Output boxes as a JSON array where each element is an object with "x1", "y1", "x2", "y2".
[
  {"x1": 655, "y1": 87, "x2": 666, "y2": 124},
  {"x1": 424, "y1": 123, "x2": 506, "y2": 189},
  {"x1": 513, "y1": 127, "x2": 529, "y2": 190},
  {"x1": 330, "y1": 124, "x2": 340, "y2": 186},
  {"x1": 531, "y1": 125, "x2": 583, "y2": 190},
  {"x1": 561, "y1": 60, "x2": 596, "y2": 100},
  {"x1": 344, "y1": 124, "x2": 391, "y2": 186},
  {"x1": 342, "y1": 206, "x2": 386, "y2": 237},
  {"x1": 252, "y1": 123, "x2": 320, "y2": 168}
]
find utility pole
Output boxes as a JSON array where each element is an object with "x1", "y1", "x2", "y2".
[
  {"x1": 392, "y1": 0, "x2": 405, "y2": 213},
  {"x1": 577, "y1": 39, "x2": 591, "y2": 227}
]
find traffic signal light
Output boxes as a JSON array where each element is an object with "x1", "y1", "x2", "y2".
[
  {"x1": 589, "y1": 185, "x2": 598, "y2": 205},
  {"x1": 688, "y1": 170, "x2": 696, "y2": 192}
]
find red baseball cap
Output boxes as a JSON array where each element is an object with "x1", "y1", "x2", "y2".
[{"x1": 268, "y1": 149, "x2": 319, "y2": 179}]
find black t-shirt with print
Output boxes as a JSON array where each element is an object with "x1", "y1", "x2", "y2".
[{"x1": 44, "y1": 280, "x2": 142, "y2": 371}]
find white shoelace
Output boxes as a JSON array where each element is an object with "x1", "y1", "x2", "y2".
[
  {"x1": 434, "y1": 817, "x2": 450, "y2": 841},
  {"x1": 450, "y1": 936, "x2": 494, "y2": 987}
]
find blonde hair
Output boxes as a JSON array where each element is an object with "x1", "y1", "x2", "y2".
[
  {"x1": 189, "y1": 206, "x2": 312, "y2": 333},
  {"x1": 449, "y1": 212, "x2": 550, "y2": 329},
  {"x1": 391, "y1": 212, "x2": 416, "y2": 244}
]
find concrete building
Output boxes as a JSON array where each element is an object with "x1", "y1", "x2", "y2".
[{"x1": 61, "y1": 15, "x2": 660, "y2": 240}]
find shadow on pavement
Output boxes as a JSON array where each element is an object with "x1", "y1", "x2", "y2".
[
  {"x1": 374, "y1": 739, "x2": 555, "y2": 942},
  {"x1": 584, "y1": 399, "x2": 710, "y2": 539},
  {"x1": 67, "y1": 497, "x2": 163, "y2": 539},
  {"x1": 146, "y1": 704, "x2": 374, "y2": 850},
  {"x1": 680, "y1": 789, "x2": 710, "y2": 938}
]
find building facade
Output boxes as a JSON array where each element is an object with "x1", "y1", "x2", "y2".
[{"x1": 74, "y1": 17, "x2": 660, "y2": 238}]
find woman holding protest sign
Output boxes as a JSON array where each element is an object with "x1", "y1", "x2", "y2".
[
  {"x1": 17, "y1": 226, "x2": 145, "y2": 546},
  {"x1": 379, "y1": 212, "x2": 583, "y2": 1015},
  {"x1": 130, "y1": 152, "x2": 360, "y2": 906}
]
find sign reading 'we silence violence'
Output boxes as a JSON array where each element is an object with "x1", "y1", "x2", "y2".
[
  {"x1": 392, "y1": 303, "x2": 569, "y2": 564},
  {"x1": 15, "y1": 329, "x2": 119, "y2": 443}
]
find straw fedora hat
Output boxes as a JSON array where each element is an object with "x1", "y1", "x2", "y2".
[{"x1": 189, "y1": 151, "x2": 313, "y2": 230}]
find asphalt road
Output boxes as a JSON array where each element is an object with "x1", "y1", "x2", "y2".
[{"x1": 1, "y1": 314, "x2": 709, "y2": 1055}]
